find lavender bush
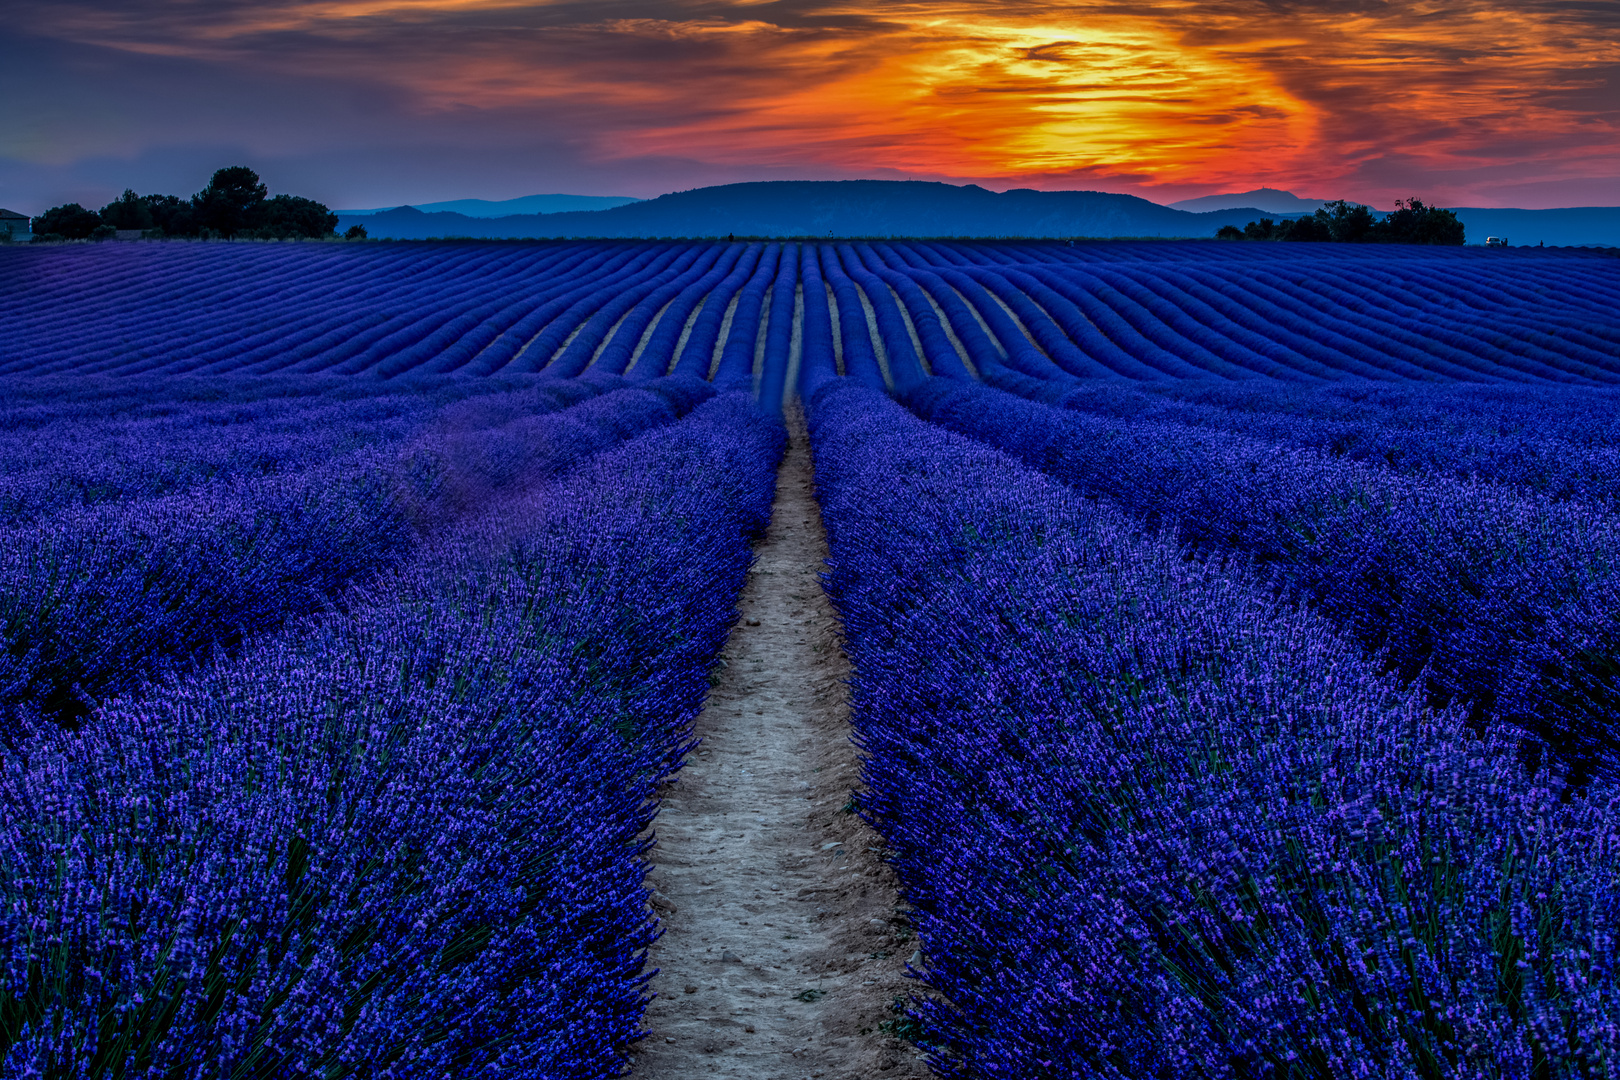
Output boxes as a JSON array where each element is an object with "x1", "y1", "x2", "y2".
[
  {"x1": 984, "y1": 378, "x2": 1620, "y2": 509},
  {"x1": 901, "y1": 377, "x2": 1620, "y2": 772},
  {"x1": 0, "y1": 379, "x2": 709, "y2": 736},
  {"x1": 807, "y1": 378, "x2": 1620, "y2": 1077},
  {"x1": 0, "y1": 392, "x2": 783, "y2": 1076}
]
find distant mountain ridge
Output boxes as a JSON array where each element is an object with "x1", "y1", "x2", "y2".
[
  {"x1": 336, "y1": 181, "x2": 1276, "y2": 241},
  {"x1": 331, "y1": 180, "x2": 1620, "y2": 246},
  {"x1": 1169, "y1": 188, "x2": 1335, "y2": 214},
  {"x1": 339, "y1": 193, "x2": 640, "y2": 217}
]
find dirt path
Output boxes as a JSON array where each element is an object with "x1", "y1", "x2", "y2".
[{"x1": 631, "y1": 411, "x2": 930, "y2": 1080}]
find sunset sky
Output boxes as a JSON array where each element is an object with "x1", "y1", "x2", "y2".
[{"x1": 2, "y1": 0, "x2": 1616, "y2": 213}]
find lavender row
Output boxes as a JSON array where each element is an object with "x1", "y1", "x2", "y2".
[
  {"x1": 502, "y1": 246, "x2": 701, "y2": 378},
  {"x1": 187, "y1": 241, "x2": 698, "y2": 380},
  {"x1": 913, "y1": 254, "x2": 1594, "y2": 388},
  {"x1": 0, "y1": 392, "x2": 783, "y2": 1075},
  {"x1": 2, "y1": 245, "x2": 504, "y2": 376},
  {"x1": 1149, "y1": 378, "x2": 1620, "y2": 451},
  {"x1": 1019, "y1": 378, "x2": 1620, "y2": 508},
  {"x1": 0, "y1": 371, "x2": 513, "y2": 430},
  {"x1": 808, "y1": 246, "x2": 877, "y2": 387},
  {"x1": 711, "y1": 243, "x2": 785, "y2": 388},
  {"x1": 619, "y1": 244, "x2": 748, "y2": 379},
  {"x1": 9, "y1": 241, "x2": 1616, "y2": 386},
  {"x1": 452, "y1": 244, "x2": 668, "y2": 377},
  {"x1": 669, "y1": 244, "x2": 765, "y2": 380},
  {"x1": 0, "y1": 373, "x2": 638, "y2": 525},
  {"x1": 753, "y1": 243, "x2": 800, "y2": 410},
  {"x1": 0, "y1": 391, "x2": 447, "y2": 526},
  {"x1": 1047, "y1": 257, "x2": 1618, "y2": 383},
  {"x1": 945, "y1": 238, "x2": 1620, "y2": 323},
  {"x1": 242, "y1": 244, "x2": 669, "y2": 379},
  {"x1": 1, "y1": 245, "x2": 598, "y2": 378},
  {"x1": 0, "y1": 244, "x2": 668, "y2": 379},
  {"x1": 0, "y1": 376, "x2": 711, "y2": 736},
  {"x1": 567, "y1": 246, "x2": 728, "y2": 378},
  {"x1": 885, "y1": 242, "x2": 1620, "y2": 384},
  {"x1": 286, "y1": 246, "x2": 626, "y2": 380},
  {"x1": 806, "y1": 378, "x2": 1620, "y2": 1075},
  {"x1": 99, "y1": 246, "x2": 579, "y2": 378},
  {"x1": 902, "y1": 377, "x2": 1620, "y2": 771}
]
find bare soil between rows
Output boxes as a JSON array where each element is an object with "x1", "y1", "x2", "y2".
[{"x1": 631, "y1": 409, "x2": 929, "y2": 1079}]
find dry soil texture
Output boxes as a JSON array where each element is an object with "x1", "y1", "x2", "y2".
[{"x1": 631, "y1": 412, "x2": 930, "y2": 1080}]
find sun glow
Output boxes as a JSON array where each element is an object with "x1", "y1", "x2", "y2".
[
  {"x1": 844, "y1": 17, "x2": 1310, "y2": 180},
  {"x1": 587, "y1": 11, "x2": 1315, "y2": 190}
]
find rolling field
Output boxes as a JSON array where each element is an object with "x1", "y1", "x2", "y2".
[
  {"x1": 6, "y1": 240, "x2": 1619, "y2": 386},
  {"x1": 1, "y1": 238, "x2": 1619, "y2": 1077}
]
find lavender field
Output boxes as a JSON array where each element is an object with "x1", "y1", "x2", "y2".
[{"x1": 2, "y1": 238, "x2": 1619, "y2": 1077}]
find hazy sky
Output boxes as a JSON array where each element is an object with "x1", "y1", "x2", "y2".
[{"x1": 3, "y1": 0, "x2": 1616, "y2": 213}]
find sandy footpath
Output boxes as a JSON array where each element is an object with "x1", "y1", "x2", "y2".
[{"x1": 631, "y1": 410, "x2": 930, "y2": 1080}]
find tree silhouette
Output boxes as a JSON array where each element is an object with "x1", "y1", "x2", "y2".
[
  {"x1": 144, "y1": 194, "x2": 194, "y2": 236},
  {"x1": 1317, "y1": 200, "x2": 1378, "y2": 242},
  {"x1": 1243, "y1": 218, "x2": 1279, "y2": 240},
  {"x1": 192, "y1": 166, "x2": 269, "y2": 237},
  {"x1": 257, "y1": 195, "x2": 339, "y2": 239},
  {"x1": 1217, "y1": 197, "x2": 1463, "y2": 245},
  {"x1": 33, "y1": 168, "x2": 338, "y2": 242},
  {"x1": 99, "y1": 189, "x2": 155, "y2": 231},
  {"x1": 1377, "y1": 197, "x2": 1465, "y2": 245},
  {"x1": 1283, "y1": 214, "x2": 1332, "y2": 242},
  {"x1": 31, "y1": 204, "x2": 102, "y2": 240}
]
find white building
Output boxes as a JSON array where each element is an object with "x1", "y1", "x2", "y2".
[{"x1": 0, "y1": 209, "x2": 29, "y2": 242}]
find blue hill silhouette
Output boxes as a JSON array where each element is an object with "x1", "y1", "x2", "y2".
[
  {"x1": 337, "y1": 180, "x2": 1277, "y2": 240},
  {"x1": 334, "y1": 179, "x2": 1620, "y2": 246}
]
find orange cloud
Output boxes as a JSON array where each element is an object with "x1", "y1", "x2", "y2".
[
  {"x1": 9, "y1": 0, "x2": 1618, "y2": 205},
  {"x1": 596, "y1": 12, "x2": 1314, "y2": 188}
]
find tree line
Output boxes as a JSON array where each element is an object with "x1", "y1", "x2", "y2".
[
  {"x1": 1217, "y1": 198, "x2": 1465, "y2": 245},
  {"x1": 27, "y1": 167, "x2": 361, "y2": 242}
]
